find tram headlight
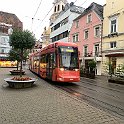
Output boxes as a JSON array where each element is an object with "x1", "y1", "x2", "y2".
[
  {"x1": 60, "y1": 68, "x2": 64, "y2": 71},
  {"x1": 74, "y1": 69, "x2": 79, "y2": 71}
]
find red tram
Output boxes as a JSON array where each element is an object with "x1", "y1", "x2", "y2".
[{"x1": 29, "y1": 41, "x2": 80, "y2": 82}]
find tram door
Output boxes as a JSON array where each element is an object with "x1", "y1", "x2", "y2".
[{"x1": 46, "y1": 53, "x2": 54, "y2": 80}]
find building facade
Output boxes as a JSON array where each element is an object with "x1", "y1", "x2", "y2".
[
  {"x1": 69, "y1": 2, "x2": 103, "y2": 75},
  {"x1": 0, "y1": 11, "x2": 23, "y2": 67},
  {"x1": 50, "y1": 2, "x2": 84, "y2": 43},
  {"x1": 0, "y1": 32, "x2": 10, "y2": 59},
  {"x1": 41, "y1": 27, "x2": 51, "y2": 48},
  {"x1": 50, "y1": 0, "x2": 68, "y2": 25},
  {"x1": 0, "y1": 11, "x2": 23, "y2": 30},
  {"x1": 102, "y1": 0, "x2": 124, "y2": 75},
  {"x1": 41, "y1": 0, "x2": 67, "y2": 48}
]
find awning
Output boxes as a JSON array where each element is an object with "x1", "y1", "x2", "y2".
[
  {"x1": 0, "y1": 56, "x2": 9, "y2": 61},
  {"x1": 105, "y1": 52, "x2": 124, "y2": 57}
]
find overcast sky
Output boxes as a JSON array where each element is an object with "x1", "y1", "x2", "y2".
[{"x1": 0, "y1": 0, "x2": 106, "y2": 40}]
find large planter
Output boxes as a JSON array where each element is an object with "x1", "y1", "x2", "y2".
[
  {"x1": 4, "y1": 77, "x2": 37, "y2": 88},
  {"x1": 108, "y1": 78, "x2": 124, "y2": 85},
  {"x1": 80, "y1": 72, "x2": 95, "y2": 79},
  {"x1": 10, "y1": 70, "x2": 25, "y2": 75}
]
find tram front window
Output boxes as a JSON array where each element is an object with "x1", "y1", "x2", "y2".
[{"x1": 58, "y1": 46, "x2": 79, "y2": 70}]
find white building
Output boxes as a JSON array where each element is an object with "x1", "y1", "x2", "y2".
[
  {"x1": 50, "y1": 0, "x2": 68, "y2": 25},
  {"x1": 0, "y1": 33, "x2": 11, "y2": 59},
  {"x1": 0, "y1": 22, "x2": 12, "y2": 60},
  {"x1": 50, "y1": 2, "x2": 84, "y2": 42}
]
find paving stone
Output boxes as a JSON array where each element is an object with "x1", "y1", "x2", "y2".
[{"x1": 0, "y1": 68, "x2": 124, "y2": 124}]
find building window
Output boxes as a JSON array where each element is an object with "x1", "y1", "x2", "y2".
[
  {"x1": 61, "y1": 17, "x2": 68, "y2": 26},
  {"x1": 54, "y1": 23, "x2": 60, "y2": 30},
  {"x1": 1, "y1": 48, "x2": 5, "y2": 53},
  {"x1": 0, "y1": 37, "x2": 9, "y2": 45},
  {"x1": 58, "y1": 5, "x2": 60, "y2": 11},
  {"x1": 94, "y1": 26, "x2": 100, "y2": 37},
  {"x1": 73, "y1": 34, "x2": 78, "y2": 42},
  {"x1": 63, "y1": 31, "x2": 68, "y2": 38},
  {"x1": 84, "y1": 46, "x2": 88, "y2": 56},
  {"x1": 75, "y1": 20, "x2": 79, "y2": 28},
  {"x1": 62, "y1": 5, "x2": 64, "y2": 10},
  {"x1": 54, "y1": 6, "x2": 56, "y2": 12},
  {"x1": 94, "y1": 44, "x2": 99, "y2": 56},
  {"x1": 110, "y1": 41, "x2": 116, "y2": 48},
  {"x1": 51, "y1": 27, "x2": 54, "y2": 32},
  {"x1": 110, "y1": 18, "x2": 117, "y2": 33},
  {"x1": 87, "y1": 14, "x2": 92, "y2": 23},
  {"x1": 84, "y1": 30, "x2": 89, "y2": 39}
]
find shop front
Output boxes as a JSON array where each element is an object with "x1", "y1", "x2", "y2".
[{"x1": 0, "y1": 57, "x2": 17, "y2": 67}]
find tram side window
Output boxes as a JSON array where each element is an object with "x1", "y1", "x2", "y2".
[
  {"x1": 34, "y1": 56, "x2": 37, "y2": 69},
  {"x1": 36, "y1": 56, "x2": 39, "y2": 68},
  {"x1": 46, "y1": 53, "x2": 56, "y2": 68},
  {"x1": 40, "y1": 55, "x2": 46, "y2": 69},
  {"x1": 53, "y1": 53, "x2": 56, "y2": 68},
  {"x1": 51, "y1": 53, "x2": 56, "y2": 68},
  {"x1": 31, "y1": 57, "x2": 33, "y2": 69}
]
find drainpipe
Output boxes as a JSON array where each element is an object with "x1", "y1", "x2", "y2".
[
  {"x1": 101, "y1": 19, "x2": 103, "y2": 57},
  {"x1": 100, "y1": 19, "x2": 103, "y2": 75}
]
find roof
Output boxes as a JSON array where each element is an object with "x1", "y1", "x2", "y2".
[
  {"x1": 0, "y1": 11, "x2": 23, "y2": 30},
  {"x1": 53, "y1": 0, "x2": 68, "y2": 4},
  {"x1": 58, "y1": 2, "x2": 84, "y2": 17},
  {"x1": 74, "y1": 2, "x2": 103, "y2": 21}
]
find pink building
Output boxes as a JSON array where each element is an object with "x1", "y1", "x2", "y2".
[{"x1": 69, "y1": 2, "x2": 103, "y2": 75}]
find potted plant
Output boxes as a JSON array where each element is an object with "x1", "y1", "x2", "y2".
[
  {"x1": 107, "y1": 64, "x2": 124, "y2": 84},
  {"x1": 88, "y1": 60, "x2": 96, "y2": 79},
  {"x1": 4, "y1": 29, "x2": 37, "y2": 88}
]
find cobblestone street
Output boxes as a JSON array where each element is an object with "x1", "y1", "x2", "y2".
[{"x1": 0, "y1": 68, "x2": 124, "y2": 124}]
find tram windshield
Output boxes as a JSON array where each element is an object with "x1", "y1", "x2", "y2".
[{"x1": 58, "y1": 46, "x2": 79, "y2": 70}]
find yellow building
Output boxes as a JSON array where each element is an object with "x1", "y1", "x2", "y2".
[
  {"x1": 41, "y1": 27, "x2": 51, "y2": 48},
  {"x1": 102, "y1": 0, "x2": 124, "y2": 75}
]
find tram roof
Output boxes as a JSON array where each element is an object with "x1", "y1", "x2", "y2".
[
  {"x1": 41, "y1": 41, "x2": 77, "y2": 50},
  {"x1": 30, "y1": 41, "x2": 78, "y2": 56}
]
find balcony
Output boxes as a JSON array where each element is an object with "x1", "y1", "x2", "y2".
[
  {"x1": 83, "y1": 52, "x2": 102, "y2": 61},
  {"x1": 105, "y1": 51, "x2": 124, "y2": 57},
  {"x1": 84, "y1": 52, "x2": 92, "y2": 57},
  {"x1": 108, "y1": 32, "x2": 118, "y2": 38}
]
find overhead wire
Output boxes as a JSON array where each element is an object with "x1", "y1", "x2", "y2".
[
  {"x1": 33, "y1": 0, "x2": 81, "y2": 37},
  {"x1": 34, "y1": 5, "x2": 54, "y2": 32},
  {"x1": 33, "y1": 0, "x2": 102, "y2": 39},
  {"x1": 33, "y1": 0, "x2": 43, "y2": 19},
  {"x1": 80, "y1": 0, "x2": 88, "y2": 6},
  {"x1": 34, "y1": 0, "x2": 72, "y2": 32},
  {"x1": 49, "y1": 0, "x2": 89, "y2": 40},
  {"x1": 31, "y1": 0, "x2": 43, "y2": 31}
]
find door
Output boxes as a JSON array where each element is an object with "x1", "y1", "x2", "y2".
[{"x1": 46, "y1": 53, "x2": 54, "y2": 80}]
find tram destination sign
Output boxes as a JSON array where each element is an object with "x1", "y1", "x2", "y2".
[{"x1": 60, "y1": 47, "x2": 74, "y2": 53}]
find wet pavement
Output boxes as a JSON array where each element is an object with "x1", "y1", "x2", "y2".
[
  {"x1": 53, "y1": 76, "x2": 124, "y2": 119},
  {"x1": 0, "y1": 68, "x2": 124, "y2": 124}
]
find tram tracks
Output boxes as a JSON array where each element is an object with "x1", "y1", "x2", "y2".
[
  {"x1": 80, "y1": 78, "x2": 124, "y2": 93},
  {"x1": 79, "y1": 80, "x2": 123, "y2": 100},
  {"x1": 53, "y1": 82, "x2": 124, "y2": 119},
  {"x1": 33, "y1": 70, "x2": 124, "y2": 119}
]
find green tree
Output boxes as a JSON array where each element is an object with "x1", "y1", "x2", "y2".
[
  {"x1": 8, "y1": 49, "x2": 21, "y2": 70},
  {"x1": 88, "y1": 60, "x2": 96, "y2": 71},
  {"x1": 9, "y1": 48, "x2": 29, "y2": 70},
  {"x1": 9, "y1": 29, "x2": 35, "y2": 77}
]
